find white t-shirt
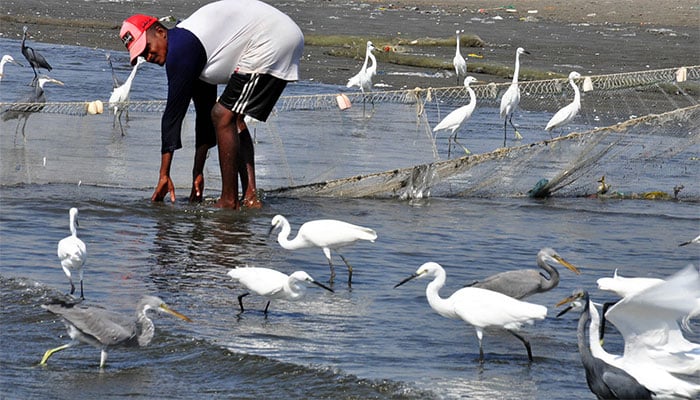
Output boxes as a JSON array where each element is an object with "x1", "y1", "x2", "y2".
[{"x1": 177, "y1": 0, "x2": 304, "y2": 84}]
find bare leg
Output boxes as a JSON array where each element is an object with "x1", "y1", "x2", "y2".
[
  {"x1": 212, "y1": 103, "x2": 240, "y2": 209},
  {"x1": 189, "y1": 144, "x2": 210, "y2": 203},
  {"x1": 40, "y1": 343, "x2": 73, "y2": 365},
  {"x1": 508, "y1": 330, "x2": 533, "y2": 361},
  {"x1": 237, "y1": 117, "x2": 261, "y2": 208}
]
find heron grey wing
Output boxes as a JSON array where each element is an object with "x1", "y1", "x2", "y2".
[
  {"x1": 51, "y1": 305, "x2": 137, "y2": 345},
  {"x1": 601, "y1": 370, "x2": 653, "y2": 399},
  {"x1": 469, "y1": 269, "x2": 542, "y2": 299}
]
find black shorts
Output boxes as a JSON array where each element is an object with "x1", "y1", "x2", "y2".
[{"x1": 218, "y1": 71, "x2": 288, "y2": 122}]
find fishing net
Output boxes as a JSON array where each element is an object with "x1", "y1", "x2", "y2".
[{"x1": 1, "y1": 66, "x2": 698, "y2": 200}]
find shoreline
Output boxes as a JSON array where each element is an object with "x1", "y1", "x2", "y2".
[{"x1": 0, "y1": 1, "x2": 698, "y2": 88}]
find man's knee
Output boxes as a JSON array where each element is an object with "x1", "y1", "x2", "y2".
[{"x1": 211, "y1": 103, "x2": 235, "y2": 127}]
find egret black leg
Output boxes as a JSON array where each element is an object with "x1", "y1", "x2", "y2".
[
  {"x1": 263, "y1": 301, "x2": 271, "y2": 316},
  {"x1": 326, "y1": 258, "x2": 336, "y2": 285},
  {"x1": 338, "y1": 254, "x2": 353, "y2": 287},
  {"x1": 503, "y1": 119, "x2": 508, "y2": 147},
  {"x1": 79, "y1": 280, "x2": 84, "y2": 300},
  {"x1": 237, "y1": 292, "x2": 250, "y2": 313},
  {"x1": 508, "y1": 330, "x2": 533, "y2": 361}
]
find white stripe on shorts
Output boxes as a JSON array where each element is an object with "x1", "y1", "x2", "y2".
[{"x1": 232, "y1": 73, "x2": 260, "y2": 114}]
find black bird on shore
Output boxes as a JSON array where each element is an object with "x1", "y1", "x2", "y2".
[{"x1": 21, "y1": 26, "x2": 53, "y2": 82}]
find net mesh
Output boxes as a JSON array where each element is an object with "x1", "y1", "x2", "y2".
[{"x1": 1, "y1": 66, "x2": 698, "y2": 201}]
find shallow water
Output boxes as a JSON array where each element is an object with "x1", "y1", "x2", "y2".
[{"x1": 1, "y1": 39, "x2": 699, "y2": 399}]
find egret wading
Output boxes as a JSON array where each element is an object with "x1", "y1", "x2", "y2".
[
  {"x1": 545, "y1": 71, "x2": 582, "y2": 136},
  {"x1": 394, "y1": 262, "x2": 547, "y2": 362},
  {"x1": 346, "y1": 41, "x2": 377, "y2": 113},
  {"x1": 1, "y1": 74, "x2": 64, "y2": 140},
  {"x1": 556, "y1": 291, "x2": 654, "y2": 400},
  {"x1": 57, "y1": 207, "x2": 87, "y2": 299},
  {"x1": 559, "y1": 266, "x2": 700, "y2": 398},
  {"x1": 269, "y1": 214, "x2": 377, "y2": 286},
  {"x1": 107, "y1": 54, "x2": 146, "y2": 135},
  {"x1": 21, "y1": 26, "x2": 52, "y2": 82},
  {"x1": 40, "y1": 295, "x2": 191, "y2": 368},
  {"x1": 499, "y1": 47, "x2": 529, "y2": 147},
  {"x1": 452, "y1": 30, "x2": 467, "y2": 85},
  {"x1": 0, "y1": 54, "x2": 23, "y2": 81},
  {"x1": 466, "y1": 247, "x2": 580, "y2": 299},
  {"x1": 433, "y1": 76, "x2": 479, "y2": 157},
  {"x1": 227, "y1": 267, "x2": 333, "y2": 315}
]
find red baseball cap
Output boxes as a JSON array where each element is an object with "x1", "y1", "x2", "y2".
[{"x1": 120, "y1": 14, "x2": 158, "y2": 65}]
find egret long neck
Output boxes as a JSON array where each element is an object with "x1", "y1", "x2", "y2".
[
  {"x1": 587, "y1": 301, "x2": 615, "y2": 363},
  {"x1": 571, "y1": 77, "x2": 581, "y2": 107},
  {"x1": 69, "y1": 213, "x2": 78, "y2": 237},
  {"x1": 512, "y1": 52, "x2": 521, "y2": 84},
  {"x1": 276, "y1": 222, "x2": 308, "y2": 250},
  {"x1": 425, "y1": 270, "x2": 456, "y2": 319},
  {"x1": 455, "y1": 33, "x2": 461, "y2": 56},
  {"x1": 467, "y1": 86, "x2": 476, "y2": 109}
]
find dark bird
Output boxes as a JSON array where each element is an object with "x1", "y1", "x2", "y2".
[
  {"x1": 1, "y1": 74, "x2": 64, "y2": 139},
  {"x1": 556, "y1": 291, "x2": 654, "y2": 400},
  {"x1": 465, "y1": 248, "x2": 580, "y2": 299},
  {"x1": 40, "y1": 295, "x2": 191, "y2": 368},
  {"x1": 21, "y1": 26, "x2": 52, "y2": 81}
]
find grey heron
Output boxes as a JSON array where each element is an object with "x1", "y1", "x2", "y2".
[
  {"x1": 452, "y1": 30, "x2": 467, "y2": 84},
  {"x1": 465, "y1": 247, "x2": 580, "y2": 299},
  {"x1": 57, "y1": 207, "x2": 87, "y2": 299},
  {"x1": 1, "y1": 74, "x2": 64, "y2": 139},
  {"x1": 556, "y1": 291, "x2": 654, "y2": 399},
  {"x1": 545, "y1": 71, "x2": 582, "y2": 136},
  {"x1": 0, "y1": 54, "x2": 23, "y2": 81},
  {"x1": 21, "y1": 26, "x2": 52, "y2": 81},
  {"x1": 227, "y1": 267, "x2": 333, "y2": 315},
  {"x1": 394, "y1": 262, "x2": 547, "y2": 362},
  {"x1": 40, "y1": 295, "x2": 191, "y2": 368},
  {"x1": 499, "y1": 47, "x2": 529, "y2": 146},
  {"x1": 269, "y1": 214, "x2": 377, "y2": 287},
  {"x1": 433, "y1": 76, "x2": 479, "y2": 157}
]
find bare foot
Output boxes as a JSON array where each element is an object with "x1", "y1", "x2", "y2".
[
  {"x1": 213, "y1": 198, "x2": 239, "y2": 209},
  {"x1": 189, "y1": 174, "x2": 204, "y2": 203},
  {"x1": 242, "y1": 196, "x2": 262, "y2": 209}
]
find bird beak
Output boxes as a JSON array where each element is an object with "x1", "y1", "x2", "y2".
[
  {"x1": 555, "y1": 304, "x2": 575, "y2": 318},
  {"x1": 394, "y1": 273, "x2": 420, "y2": 288},
  {"x1": 553, "y1": 254, "x2": 581, "y2": 275},
  {"x1": 47, "y1": 78, "x2": 65, "y2": 86},
  {"x1": 555, "y1": 294, "x2": 577, "y2": 308},
  {"x1": 13, "y1": 60, "x2": 24, "y2": 67},
  {"x1": 159, "y1": 304, "x2": 192, "y2": 322},
  {"x1": 311, "y1": 280, "x2": 334, "y2": 293},
  {"x1": 267, "y1": 225, "x2": 275, "y2": 236},
  {"x1": 524, "y1": 50, "x2": 532, "y2": 55}
]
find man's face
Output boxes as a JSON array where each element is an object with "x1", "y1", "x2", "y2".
[{"x1": 142, "y1": 26, "x2": 167, "y2": 66}]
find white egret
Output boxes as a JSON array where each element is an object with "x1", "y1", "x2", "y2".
[
  {"x1": 556, "y1": 291, "x2": 654, "y2": 399},
  {"x1": 1, "y1": 74, "x2": 64, "y2": 139},
  {"x1": 0, "y1": 54, "x2": 23, "y2": 81},
  {"x1": 21, "y1": 26, "x2": 52, "y2": 82},
  {"x1": 452, "y1": 30, "x2": 467, "y2": 84},
  {"x1": 107, "y1": 54, "x2": 146, "y2": 134},
  {"x1": 679, "y1": 234, "x2": 700, "y2": 246},
  {"x1": 394, "y1": 262, "x2": 547, "y2": 362},
  {"x1": 466, "y1": 247, "x2": 580, "y2": 299},
  {"x1": 545, "y1": 71, "x2": 582, "y2": 136},
  {"x1": 57, "y1": 207, "x2": 87, "y2": 299},
  {"x1": 269, "y1": 214, "x2": 377, "y2": 286},
  {"x1": 227, "y1": 267, "x2": 334, "y2": 315},
  {"x1": 433, "y1": 76, "x2": 478, "y2": 157},
  {"x1": 40, "y1": 295, "x2": 191, "y2": 368},
  {"x1": 346, "y1": 41, "x2": 377, "y2": 95},
  {"x1": 499, "y1": 47, "x2": 530, "y2": 147},
  {"x1": 596, "y1": 269, "x2": 664, "y2": 299}
]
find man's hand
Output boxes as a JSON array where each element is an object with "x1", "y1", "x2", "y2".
[
  {"x1": 189, "y1": 173, "x2": 204, "y2": 203},
  {"x1": 152, "y1": 174, "x2": 176, "y2": 203}
]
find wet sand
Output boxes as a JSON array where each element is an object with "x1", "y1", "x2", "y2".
[{"x1": 1, "y1": 0, "x2": 698, "y2": 88}]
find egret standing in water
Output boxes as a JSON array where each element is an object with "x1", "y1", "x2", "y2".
[
  {"x1": 346, "y1": 41, "x2": 377, "y2": 113},
  {"x1": 40, "y1": 295, "x2": 191, "y2": 368},
  {"x1": 545, "y1": 71, "x2": 582, "y2": 136},
  {"x1": 0, "y1": 54, "x2": 23, "y2": 81},
  {"x1": 395, "y1": 262, "x2": 547, "y2": 362},
  {"x1": 556, "y1": 291, "x2": 654, "y2": 400},
  {"x1": 21, "y1": 26, "x2": 52, "y2": 82},
  {"x1": 107, "y1": 54, "x2": 146, "y2": 134},
  {"x1": 227, "y1": 267, "x2": 333, "y2": 315},
  {"x1": 466, "y1": 247, "x2": 580, "y2": 299},
  {"x1": 1, "y1": 74, "x2": 64, "y2": 139},
  {"x1": 433, "y1": 76, "x2": 479, "y2": 157},
  {"x1": 57, "y1": 207, "x2": 87, "y2": 299},
  {"x1": 452, "y1": 30, "x2": 467, "y2": 85},
  {"x1": 269, "y1": 214, "x2": 377, "y2": 286},
  {"x1": 499, "y1": 47, "x2": 529, "y2": 147}
]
